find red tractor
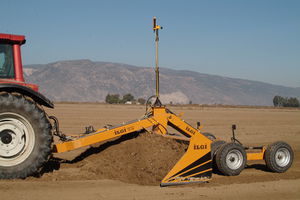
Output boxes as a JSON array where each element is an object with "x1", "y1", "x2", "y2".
[{"x1": 0, "y1": 33, "x2": 53, "y2": 178}]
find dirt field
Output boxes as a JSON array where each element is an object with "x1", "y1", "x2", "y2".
[{"x1": 1, "y1": 103, "x2": 300, "y2": 200}]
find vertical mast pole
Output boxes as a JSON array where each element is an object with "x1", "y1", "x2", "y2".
[{"x1": 153, "y1": 17, "x2": 162, "y2": 98}]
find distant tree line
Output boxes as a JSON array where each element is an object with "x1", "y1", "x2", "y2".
[
  {"x1": 273, "y1": 96, "x2": 300, "y2": 107},
  {"x1": 105, "y1": 93, "x2": 146, "y2": 105}
]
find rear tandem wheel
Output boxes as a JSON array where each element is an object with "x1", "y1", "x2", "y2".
[{"x1": 264, "y1": 141, "x2": 293, "y2": 173}]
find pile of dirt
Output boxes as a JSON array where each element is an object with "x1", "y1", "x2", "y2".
[{"x1": 43, "y1": 132, "x2": 187, "y2": 185}]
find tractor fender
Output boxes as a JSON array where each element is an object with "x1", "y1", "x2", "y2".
[{"x1": 0, "y1": 83, "x2": 54, "y2": 108}]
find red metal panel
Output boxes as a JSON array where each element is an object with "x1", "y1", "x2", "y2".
[
  {"x1": 0, "y1": 79, "x2": 38, "y2": 92},
  {"x1": 13, "y1": 44, "x2": 24, "y2": 82},
  {"x1": 0, "y1": 33, "x2": 26, "y2": 44}
]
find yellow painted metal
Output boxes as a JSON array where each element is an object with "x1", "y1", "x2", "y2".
[
  {"x1": 167, "y1": 113, "x2": 202, "y2": 137},
  {"x1": 161, "y1": 131, "x2": 212, "y2": 185},
  {"x1": 53, "y1": 107, "x2": 172, "y2": 153},
  {"x1": 153, "y1": 25, "x2": 161, "y2": 30},
  {"x1": 54, "y1": 107, "x2": 189, "y2": 153},
  {"x1": 53, "y1": 117, "x2": 158, "y2": 153},
  {"x1": 160, "y1": 113, "x2": 212, "y2": 185},
  {"x1": 246, "y1": 147, "x2": 266, "y2": 161},
  {"x1": 152, "y1": 106, "x2": 169, "y2": 135}
]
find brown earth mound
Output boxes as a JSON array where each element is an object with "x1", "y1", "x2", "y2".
[{"x1": 42, "y1": 132, "x2": 187, "y2": 185}]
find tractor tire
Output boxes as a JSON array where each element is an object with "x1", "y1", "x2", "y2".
[
  {"x1": 215, "y1": 142, "x2": 246, "y2": 176},
  {"x1": 0, "y1": 93, "x2": 53, "y2": 179},
  {"x1": 202, "y1": 132, "x2": 216, "y2": 141},
  {"x1": 264, "y1": 141, "x2": 293, "y2": 173}
]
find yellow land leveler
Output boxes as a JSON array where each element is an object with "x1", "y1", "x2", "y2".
[{"x1": 0, "y1": 18, "x2": 294, "y2": 186}]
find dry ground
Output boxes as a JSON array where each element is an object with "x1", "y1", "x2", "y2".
[{"x1": 1, "y1": 103, "x2": 300, "y2": 200}]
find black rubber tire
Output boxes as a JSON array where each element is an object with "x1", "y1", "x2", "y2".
[
  {"x1": 202, "y1": 132, "x2": 216, "y2": 141},
  {"x1": 0, "y1": 93, "x2": 53, "y2": 179},
  {"x1": 211, "y1": 140, "x2": 226, "y2": 173},
  {"x1": 264, "y1": 141, "x2": 293, "y2": 173},
  {"x1": 215, "y1": 142, "x2": 247, "y2": 176},
  {"x1": 211, "y1": 140, "x2": 226, "y2": 156}
]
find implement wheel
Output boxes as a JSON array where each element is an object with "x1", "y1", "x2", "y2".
[
  {"x1": 211, "y1": 140, "x2": 226, "y2": 173},
  {"x1": 0, "y1": 93, "x2": 53, "y2": 179},
  {"x1": 264, "y1": 141, "x2": 293, "y2": 173},
  {"x1": 215, "y1": 142, "x2": 246, "y2": 176},
  {"x1": 202, "y1": 132, "x2": 216, "y2": 141},
  {"x1": 211, "y1": 140, "x2": 226, "y2": 156}
]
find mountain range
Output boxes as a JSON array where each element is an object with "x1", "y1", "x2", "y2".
[{"x1": 24, "y1": 60, "x2": 300, "y2": 105}]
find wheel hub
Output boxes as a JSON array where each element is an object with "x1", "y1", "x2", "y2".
[
  {"x1": 275, "y1": 148, "x2": 290, "y2": 167},
  {"x1": 226, "y1": 149, "x2": 243, "y2": 170},
  {"x1": 0, "y1": 114, "x2": 28, "y2": 163},
  {"x1": 0, "y1": 130, "x2": 13, "y2": 144}
]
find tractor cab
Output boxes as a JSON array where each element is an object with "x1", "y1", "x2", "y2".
[{"x1": 0, "y1": 33, "x2": 38, "y2": 91}]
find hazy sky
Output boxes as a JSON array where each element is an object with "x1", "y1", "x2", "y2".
[{"x1": 1, "y1": 0, "x2": 299, "y2": 87}]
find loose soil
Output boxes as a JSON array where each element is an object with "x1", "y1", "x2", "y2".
[{"x1": 42, "y1": 132, "x2": 187, "y2": 185}]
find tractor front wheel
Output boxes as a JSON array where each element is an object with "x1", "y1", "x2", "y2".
[{"x1": 0, "y1": 93, "x2": 53, "y2": 179}]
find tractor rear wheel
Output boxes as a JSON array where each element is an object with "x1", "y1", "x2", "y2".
[
  {"x1": 0, "y1": 93, "x2": 53, "y2": 179},
  {"x1": 264, "y1": 141, "x2": 293, "y2": 173},
  {"x1": 215, "y1": 142, "x2": 246, "y2": 176}
]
